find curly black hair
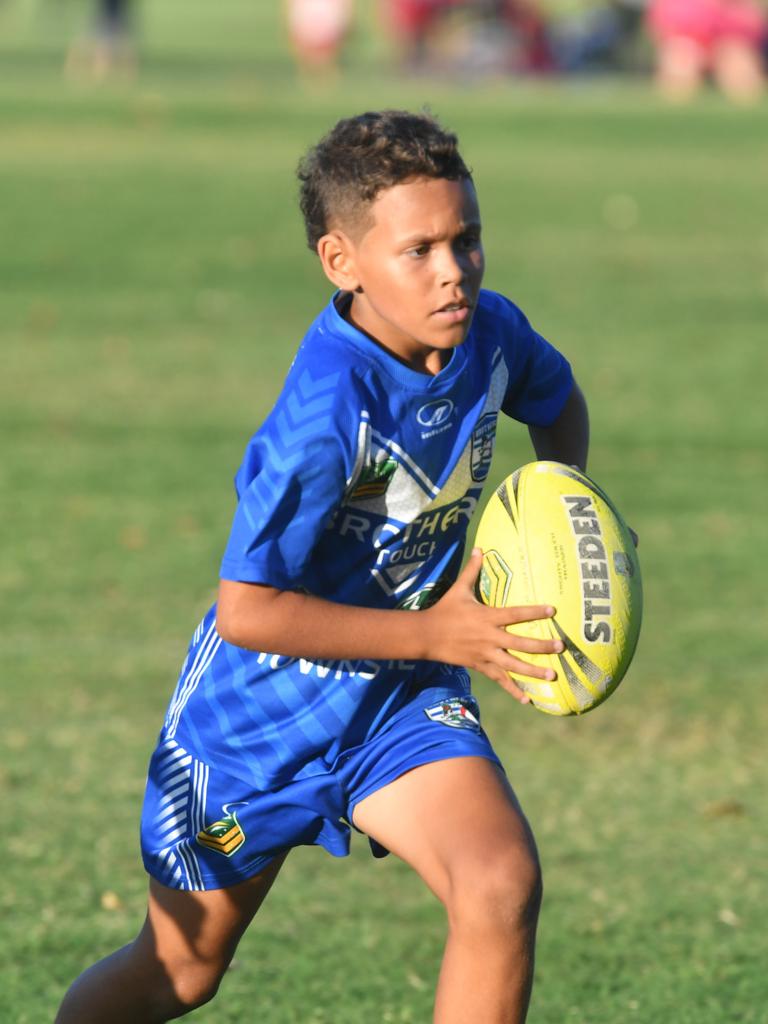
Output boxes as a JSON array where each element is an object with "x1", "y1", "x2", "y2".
[{"x1": 297, "y1": 110, "x2": 472, "y2": 250}]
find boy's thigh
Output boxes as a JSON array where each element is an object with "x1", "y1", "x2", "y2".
[
  {"x1": 352, "y1": 757, "x2": 537, "y2": 903},
  {"x1": 137, "y1": 854, "x2": 287, "y2": 971}
]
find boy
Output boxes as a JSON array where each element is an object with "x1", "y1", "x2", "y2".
[{"x1": 56, "y1": 109, "x2": 589, "y2": 1024}]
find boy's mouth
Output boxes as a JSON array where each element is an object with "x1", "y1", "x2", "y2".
[
  {"x1": 435, "y1": 297, "x2": 470, "y2": 312},
  {"x1": 433, "y1": 298, "x2": 472, "y2": 324}
]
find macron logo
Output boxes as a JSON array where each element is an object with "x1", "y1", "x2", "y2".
[{"x1": 417, "y1": 400, "x2": 454, "y2": 437}]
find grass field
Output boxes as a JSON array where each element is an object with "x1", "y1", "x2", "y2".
[{"x1": 2, "y1": 3, "x2": 768, "y2": 1022}]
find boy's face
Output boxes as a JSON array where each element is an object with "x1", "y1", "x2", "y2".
[{"x1": 323, "y1": 177, "x2": 484, "y2": 374}]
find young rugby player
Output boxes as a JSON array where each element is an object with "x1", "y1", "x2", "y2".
[{"x1": 56, "y1": 109, "x2": 590, "y2": 1024}]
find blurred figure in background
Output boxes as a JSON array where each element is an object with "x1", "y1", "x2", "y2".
[
  {"x1": 65, "y1": 0, "x2": 137, "y2": 80},
  {"x1": 379, "y1": 0, "x2": 643, "y2": 76},
  {"x1": 381, "y1": 0, "x2": 554, "y2": 74},
  {"x1": 647, "y1": 0, "x2": 765, "y2": 101},
  {"x1": 383, "y1": 0, "x2": 459, "y2": 70},
  {"x1": 545, "y1": 0, "x2": 646, "y2": 74},
  {"x1": 493, "y1": 0, "x2": 556, "y2": 73},
  {"x1": 286, "y1": 0, "x2": 355, "y2": 76}
]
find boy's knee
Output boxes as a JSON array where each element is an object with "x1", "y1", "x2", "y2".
[
  {"x1": 164, "y1": 958, "x2": 227, "y2": 1014},
  {"x1": 447, "y1": 844, "x2": 543, "y2": 938},
  {"x1": 141, "y1": 952, "x2": 228, "y2": 1017}
]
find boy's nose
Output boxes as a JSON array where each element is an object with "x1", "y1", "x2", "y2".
[{"x1": 437, "y1": 247, "x2": 466, "y2": 285}]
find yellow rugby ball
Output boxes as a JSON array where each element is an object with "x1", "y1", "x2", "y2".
[{"x1": 475, "y1": 461, "x2": 642, "y2": 716}]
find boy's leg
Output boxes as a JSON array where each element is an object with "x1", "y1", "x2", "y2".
[
  {"x1": 352, "y1": 758, "x2": 542, "y2": 1024},
  {"x1": 654, "y1": 36, "x2": 707, "y2": 101},
  {"x1": 713, "y1": 39, "x2": 764, "y2": 103},
  {"x1": 55, "y1": 853, "x2": 286, "y2": 1024}
]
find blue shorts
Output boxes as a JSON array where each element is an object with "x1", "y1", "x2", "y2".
[{"x1": 140, "y1": 685, "x2": 502, "y2": 891}]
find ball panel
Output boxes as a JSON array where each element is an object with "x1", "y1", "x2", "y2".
[{"x1": 477, "y1": 549, "x2": 514, "y2": 608}]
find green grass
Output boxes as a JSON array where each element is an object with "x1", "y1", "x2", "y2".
[{"x1": 2, "y1": 3, "x2": 768, "y2": 1022}]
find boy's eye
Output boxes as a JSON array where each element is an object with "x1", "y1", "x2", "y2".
[
  {"x1": 407, "y1": 244, "x2": 431, "y2": 258},
  {"x1": 458, "y1": 233, "x2": 481, "y2": 250}
]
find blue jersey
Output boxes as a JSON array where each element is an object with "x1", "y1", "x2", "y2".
[{"x1": 160, "y1": 289, "x2": 572, "y2": 792}]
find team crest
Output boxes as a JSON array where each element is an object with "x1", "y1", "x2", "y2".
[
  {"x1": 470, "y1": 413, "x2": 497, "y2": 482},
  {"x1": 424, "y1": 696, "x2": 482, "y2": 733},
  {"x1": 349, "y1": 456, "x2": 398, "y2": 501},
  {"x1": 196, "y1": 806, "x2": 246, "y2": 857}
]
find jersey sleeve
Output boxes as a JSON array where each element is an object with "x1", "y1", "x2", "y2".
[
  {"x1": 483, "y1": 291, "x2": 574, "y2": 427},
  {"x1": 219, "y1": 364, "x2": 357, "y2": 590}
]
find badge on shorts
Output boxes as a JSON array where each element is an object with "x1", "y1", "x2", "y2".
[
  {"x1": 196, "y1": 805, "x2": 246, "y2": 857},
  {"x1": 424, "y1": 696, "x2": 482, "y2": 733}
]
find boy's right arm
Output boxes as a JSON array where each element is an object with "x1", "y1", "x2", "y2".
[{"x1": 216, "y1": 548, "x2": 562, "y2": 704}]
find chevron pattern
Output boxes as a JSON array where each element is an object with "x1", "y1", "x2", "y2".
[{"x1": 245, "y1": 367, "x2": 342, "y2": 528}]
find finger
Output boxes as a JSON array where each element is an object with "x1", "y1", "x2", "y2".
[
  {"x1": 477, "y1": 661, "x2": 531, "y2": 703},
  {"x1": 457, "y1": 546, "x2": 485, "y2": 589},
  {"x1": 501, "y1": 632, "x2": 564, "y2": 656},
  {"x1": 496, "y1": 650, "x2": 557, "y2": 682},
  {"x1": 492, "y1": 671, "x2": 532, "y2": 705},
  {"x1": 490, "y1": 604, "x2": 556, "y2": 626}
]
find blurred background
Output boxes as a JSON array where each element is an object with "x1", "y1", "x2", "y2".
[
  {"x1": 2, "y1": 0, "x2": 768, "y2": 95},
  {"x1": 1, "y1": 2, "x2": 768, "y2": 1023}
]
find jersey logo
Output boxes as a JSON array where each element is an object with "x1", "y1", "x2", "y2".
[
  {"x1": 417, "y1": 399, "x2": 455, "y2": 438},
  {"x1": 196, "y1": 806, "x2": 246, "y2": 857},
  {"x1": 424, "y1": 696, "x2": 482, "y2": 732},
  {"x1": 417, "y1": 399, "x2": 454, "y2": 427},
  {"x1": 368, "y1": 496, "x2": 478, "y2": 597},
  {"x1": 349, "y1": 456, "x2": 398, "y2": 501},
  {"x1": 470, "y1": 412, "x2": 497, "y2": 482}
]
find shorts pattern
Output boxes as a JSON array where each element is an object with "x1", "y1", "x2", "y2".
[
  {"x1": 141, "y1": 686, "x2": 502, "y2": 891},
  {"x1": 143, "y1": 739, "x2": 214, "y2": 890}
]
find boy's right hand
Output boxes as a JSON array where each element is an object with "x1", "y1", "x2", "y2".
[{"x1": 423, "y1": 548, "x2": 564, "y2": 704}]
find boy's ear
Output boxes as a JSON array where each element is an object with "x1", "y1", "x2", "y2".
[{"x1": 316, "y1": 231, "x2": 361, "y2": 292}]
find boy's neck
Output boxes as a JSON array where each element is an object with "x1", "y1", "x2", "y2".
[{"x1": 336, "y1": 292, "x2": 449, "y2": 376}]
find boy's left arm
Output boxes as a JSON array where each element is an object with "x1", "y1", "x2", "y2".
[
  {"x1": 527, "y1": 379, "x2": 589, "y2": 471},
  {"x1": 527, "y1": 381, "x2": 638, "y2": 546}
]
